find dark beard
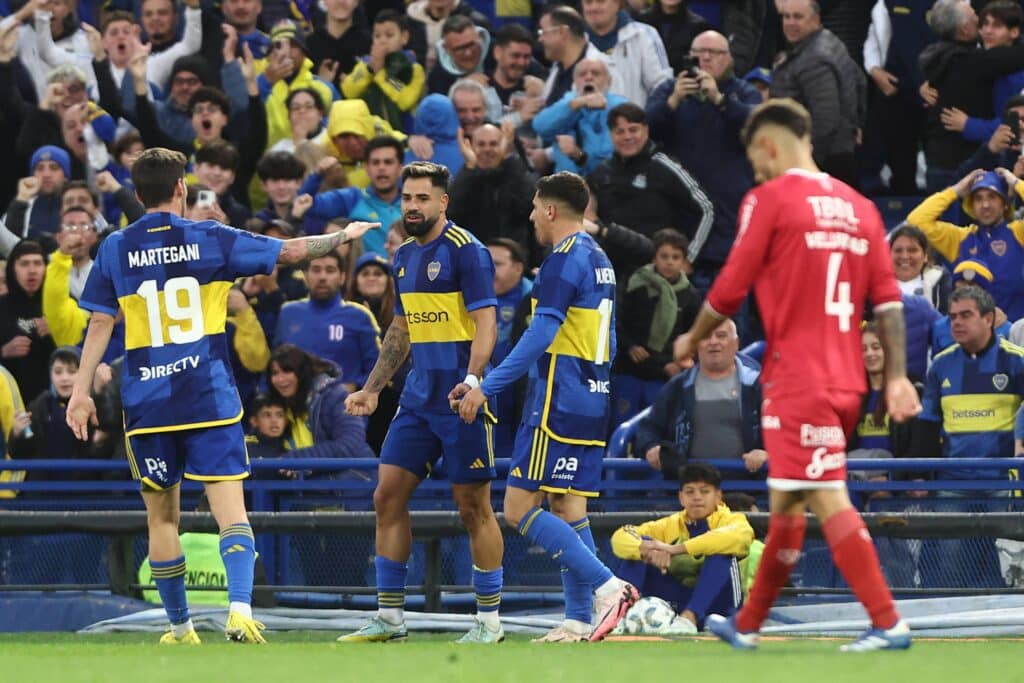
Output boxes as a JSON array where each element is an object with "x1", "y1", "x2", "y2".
[{"x1": 403, "y1": 212, "x2": 438, "y2": 237}]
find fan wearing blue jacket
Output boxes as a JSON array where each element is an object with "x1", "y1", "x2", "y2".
[
  {"x1": 532, "y1": 58, "x2": 627, "y2": 175},
  {"x1": 404, "y1": 93, "x2": 465, "y2": 176},
  {"x1": 292, "y1": 137, "x2": 403, "y2": 255}
]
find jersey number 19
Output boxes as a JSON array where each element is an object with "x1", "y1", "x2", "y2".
[{"x1": 137, "y1": 276, "x2": 205, "y2": 348}]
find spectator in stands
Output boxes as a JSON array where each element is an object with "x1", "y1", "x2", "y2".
[
  {"x1": 5, "y1": 146, "x2": 69, "y2": 242},
  {"x1": 274, "y1": 251, "x2": 381, "y2": 391},
  {"x1": 13, "y1": 64, "x2": 89, "y2": 175},
  {"x1": 306, "y1": 0, "x2": 372, "y2": 92},
  {"x1": 930, "y1": 259, "x2": 1012, "y2": 355},
  {"x1": 635, "y1": 319, "x2": 765, "y2": 480},
  {"x1": 246, "y1": 392, "x2": 289, "y2": 460},
  {"x1": 13, "y1": 0, "x2": 95, "y2": 97},
  {"x1": 919, "y1": 0, "x2": 1024, "y2": 191},
  {"x1": 889, "y1": 223, "x2": 952, "y2": 313},
  {"x1": 939, "y1": 2, "x2": 1024, "y2": 159},
  {"x1": 407, "y1": 0, "x2": 491, "y2": 70},
  {"x1": 266, "y1": 344, "x2": 376, "y2": 460},
  {"x1": 587, "y1": 103, "x2": 713, "y2": 273},
  {"x1": 255, "y1": 151, "x2": 307, "y2": 227},
  {"x1": 260, "y1": 21, "x2": 340, "y2": 150},
  {"x1": 486, "y1": 24, "x2": 547, "y2": 127},
  {"x1": 221, "y1": 0, "x2": 271, "y2": 57},
  {"x1": 448, "y1": 78, "x2": 498, "y2": 136},
  {"x1": 225, "y1": 286, "x2": 272, "y2": 410},
  {"x1": 404, "y1": 94, "x2": 465, "y2": 176},
  {"x1": 533, "y1": 58, "x2": 626, "y2": 175},
  {"x1": 447, "y1": 122, "x2": 537, "y2": 258},
  {"x1": 907, "y1": 167, "x2": 1024, "y2": 321},
  {"x1": 192, "y1": 142, "x2": 252, "y2": 227},
  {"x1": 646, "y1": 30, "x2": 761, "y2": 291},
  {"x1": 582, "y1": 0, "x2": 672, "y2": 106},
  {"x1": 129, "y1": 0, "x2": 204, "y2": 92},
  {"x1": 862, "y1": 0, "x2": 934, "y2": 194},
  {"x1": 294, "y1": 137, "x2": 403, "y2": 253},
  {"x1": 384, "y1": 220, "x2": 408, "y2": 261},
  {"x1": 59, "y1": 181, "x2": 106, "y2": 234},
  {"x1": 613, "y1": 229, "x2": 701, "y2": 425},
  {"x1": 268, "y1": 87, "x2": 329, "y2": 156},
  {"x1": 770, "y1": 0, "x2": 865, "y2": 186},
  {"x1": 0, "y1": 241, "x2": 55, "y2": 403},
  {"x1": 342, "y1": 11, "x2": 425, "y2": 133},
  {"x1": 637, "y1": 0, "x2": 710, "y2": 75},
  {"x1": 9, "y1": 345, "x2": 93, "y2": 466},
  {"x1": 427, "y1": 15, "x2": 491, "y2": 96},
  {"x1": 610, "y1": 463, "x2": 753, "y2": 633},
  {"x1": 0, "y1": 363, "x2": 26, "y2": 500},
  {"x1": 321, "y1": 99, "x2": 405, "y2": 189},
  {"x1": 954, "y1": 95, "x2": 1024, "y2": 177},
  {"x1": 537, "y1": 5, "x2": 605, "y2": 106}
]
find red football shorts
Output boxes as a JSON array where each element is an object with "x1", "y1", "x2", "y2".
[{"x1": 759, "y1": 388, "x2": 862, "y2": 489}]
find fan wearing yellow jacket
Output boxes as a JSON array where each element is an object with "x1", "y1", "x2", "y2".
[{"x1": 611, "y1": 463, "x2": 754, "y2": 633}]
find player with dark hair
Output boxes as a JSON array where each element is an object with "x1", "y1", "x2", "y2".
[
  {"x1": 674, "y1": 99, "x2": 920, "y2": 652},
  {"x1": 341, "y1": 161, "x2": 505, "y2": 644},
  {"x1": 460, "y1": 171, "x2": 639, "y2": 643},
  {"x1": 66, "y1": 148, "x2": 378, "y2": 645}
]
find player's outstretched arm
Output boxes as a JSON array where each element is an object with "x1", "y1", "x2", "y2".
[
  {"x1": 66, "y1": 312, "x2": 116, "y2": 440},
  {"x1": 875, "y1": 304, "x2": 923, "y2": 423},
  {"x1": 276, "y1": 221, "x2": 380, "y2": 265},
  {"x1": 345, "y1": 316, "x2": 411, "y2": 416}
]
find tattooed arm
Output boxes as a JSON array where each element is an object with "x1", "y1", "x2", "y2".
[
  {"x1": 277, "y1": 221, "x2": 380, "y2": 265},
  {"x1": 344, "y1": 316, "x2": 411, "y2": 416}
]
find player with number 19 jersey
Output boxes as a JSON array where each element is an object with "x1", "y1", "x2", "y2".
[
  {"x1": 79, "y1": 212, "x2": 282, "y2": 441},
  {"x1": 706, "y1": 170, "x2": 902, "y2": 485}
]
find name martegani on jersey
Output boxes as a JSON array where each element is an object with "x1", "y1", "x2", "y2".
[{"x1": 127, "y1": 244, "x2": 201, "y2": 268}]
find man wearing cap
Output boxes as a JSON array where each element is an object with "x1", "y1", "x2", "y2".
[
  {"x1": 931, "y1": 258, "x2": 1012, "y2": 354},
  {"x1": 259, "y1": 20, "x2": 340, "y2": 148},
  {"x1": 742, "y1": 68, "x2": 771, "y2": 99},
  {"x1": 5, "y1": 146, "x2": 70, "y2": 242},
  {"x1": 907, "y1": 167, "x2": 1024, "y2": 321}
]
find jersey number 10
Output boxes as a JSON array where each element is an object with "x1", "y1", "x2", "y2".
[{"x1": 137, "y1": 277, "x2": 205, "y2": 348}]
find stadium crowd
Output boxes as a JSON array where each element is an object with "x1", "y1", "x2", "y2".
[{"x1": 1, "y1": 0, "x2": 1024, "y2": 597}]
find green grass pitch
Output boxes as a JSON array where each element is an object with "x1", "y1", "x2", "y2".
[{"x1": 2, "y1": 632, "x2": 1022, "y2": 683}]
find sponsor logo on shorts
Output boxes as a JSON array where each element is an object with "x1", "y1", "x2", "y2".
[
  {"x1": 588, "y1": 379, "x2": 610, "y2": 394},
  {"x1": 139, "y1": 355, "x2": 200, "y2": 381},
  {"x1": 144, "y1": 457, "x2": 168, "y2": 477},
  {"x1": 799, "y1": 423, "x2": 845, "y2": 447},
  {"x1": 762, "y1": 415, "x2": 781, "y2": 430},
  {"x1": 805, "y1": 447, "x2": 846, "y2": 479},
  {"x1": 552, "y1": 456, "x2": 578, "y2": 481}
]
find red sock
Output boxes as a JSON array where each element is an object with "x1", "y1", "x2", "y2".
[
  {"x1": 735, "y1": 513, "x2": 806, "y2": 633},
  {"x1": 822, "y1": 508, "x2": 899, "y2": 629}
]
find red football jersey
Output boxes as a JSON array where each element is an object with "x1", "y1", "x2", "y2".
[{"x1": 707, "y1": 169, "x2": 902, "y2": 396}]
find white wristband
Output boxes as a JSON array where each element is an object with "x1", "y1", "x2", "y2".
[{"x1": 463, "y1": 374, "x2": 480, "y2": 390}]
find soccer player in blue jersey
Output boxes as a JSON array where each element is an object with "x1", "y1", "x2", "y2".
[
  {"x1": 341, "y1": 161, "x2": 505, "y2": 644},
  {"x1": 459, "y1": 172, "x2": 639, "y2": 643},
  {"x1": 65, "y1": 148, "x2": 379, "y2": 645}
]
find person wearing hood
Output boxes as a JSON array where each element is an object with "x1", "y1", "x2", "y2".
[
  {"x1": 316, "y1": 98, "x2": 406, "y2": 189},
  {"x1": 403, "y1": 93, "x2": 464, "y2": 175},
  {"x1": 5, "y1": 146, "x2": 69, "y2": 244},
  {"x1": 406, "y1": 0, "x2": 491, "y2": 69},
  {"x1": 426, "y1": 15, "x2": 494, "y2": 96},
  {"x1": 918, "y1": 0, "x2": 1024, "y2": 191},
  {"x1": 582, "y1": 0, "x2": 672, "y2": 107},
  {"x1": 907, "y1": 167, "x2": 1024, "y2": 321},
  {"x1": 532, "y1": 57, "x2": 626, "y2": 175},
  {"x1": 258, "y1": 21, "x2": 340, "y2": 149},
  {"x1": 342, "y1": 11, "x2": 425, "y2": 134},
  {"x1": 0, "y1": 240, "x2": 56, "y2": 403}
]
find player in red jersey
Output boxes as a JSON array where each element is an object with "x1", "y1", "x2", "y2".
[{"x1": 674, "y1": 99, "x2": 921, "y2": 652}]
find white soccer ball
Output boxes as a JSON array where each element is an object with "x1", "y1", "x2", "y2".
[{"x1": 622, "y1": 597, "x2": 677, "y2": 635}]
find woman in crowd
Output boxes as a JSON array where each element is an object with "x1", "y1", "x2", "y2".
[{"x1": 889, "y1": 224, "x2": 951, "y2": 313}]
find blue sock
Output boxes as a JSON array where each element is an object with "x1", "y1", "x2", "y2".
[
  {"x1": 376, "y1": 555, "x2": 408, "y2": 612},
  {"x1": 150, "y1": 555, "x2": 190, "y2": 625},
  {"x1": 473, "y1": 565, "x2": 502, "y2": 613},
  {"x1": 562, "y1": 517, "x2": 596, "y2": 623},
  {"x1": 517, "y1": 507, "x2": 613, "y2": 589},
  {"x1": 219, "y1": 523, "x2": 256, "y2": 605}
]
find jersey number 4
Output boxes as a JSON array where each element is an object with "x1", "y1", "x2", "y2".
[
  {"x1": 825, "y1": 252, "x2": 854, "y2": 332},
  {"x1": 137, "y1": 277, "x2": 205, "y2": 348}
]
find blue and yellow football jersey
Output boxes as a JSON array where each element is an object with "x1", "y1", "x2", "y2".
[
  {"x1": 523, "y1": 232, "x2": 616, "y2": 445},
  {"x1": 393, "y1": 221, "x2": 496, "y2": 413},
  {"x1": 921, "y1": 337, "x2": 1024, "y2": 479},
  {"x1": 79, "y1": 212, "x2": 283, "y2": 436}
]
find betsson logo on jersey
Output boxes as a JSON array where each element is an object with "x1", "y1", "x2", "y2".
[
  {"x1": 139, "y1": 355, "x2": 200, "y2": 381},
  {"x1": 406, "y1": 310, "x2": 450, "y2": 324}
]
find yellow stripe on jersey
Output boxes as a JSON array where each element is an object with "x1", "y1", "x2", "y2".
[
  {"x1": 446, "y1": 226, "x2": 471, "y2": 247},
  {"x1": 119, "y1": 280, "x2": 233, "y2": 350},
  {"x1": 546, "y1": 306, "x2": 610, "y2": 363},
  {"x1": 555, "y1": 235, "x2": 577, "y2": 254},
  {"x1": 941, "y1": 393, "x2": 1020, "y2": 433},
  {"x1": 400, "y1": 291, "x2": 476, "y2": 343}
]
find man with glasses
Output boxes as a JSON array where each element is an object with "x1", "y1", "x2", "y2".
[
  {"x1": 427, "y1": 15, "x2": 492, "y2": 95},
  {"x1": 646, "y1": 30, "x2": 762, "y2": 292},
  {"x1": 538, "y1": 5, "x2": 610, "y2": 106}
]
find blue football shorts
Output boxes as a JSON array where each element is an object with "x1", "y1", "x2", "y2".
[
  {"x1": 380, "y1": 408, "x2": 496, "y2": 484},
  {"x1": 507, "y1": 423, "x2": 603, "y2": 497},
  {"x1": 126, "y1": 421, "x2": 249, "y2": 490}
]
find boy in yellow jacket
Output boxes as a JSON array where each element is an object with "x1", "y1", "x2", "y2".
[{"x1": 611, "y1": 463, "x2": 754, "y2": 633}]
